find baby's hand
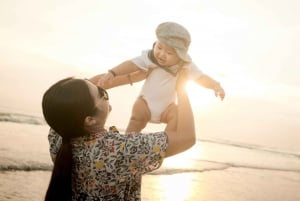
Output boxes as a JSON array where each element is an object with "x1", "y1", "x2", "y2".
[
  {"x1": 214, "y1": 85, "x2": 225, "y2": 100},
  {"x1": 97, "y1": 72, "x2": 115, "y2": 87}
]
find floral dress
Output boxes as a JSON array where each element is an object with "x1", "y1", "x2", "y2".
[{"x1": 48, "y1": 127, "x2": 168, "y2": 201}]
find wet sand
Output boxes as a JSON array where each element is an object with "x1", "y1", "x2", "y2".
[{"x1": 1, "y1": 167, "x2": 300, "y2": 201}]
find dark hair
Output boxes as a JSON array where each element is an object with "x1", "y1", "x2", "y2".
[{"x1": 42, "y1": 77, "x2": 97, "y2": 201}]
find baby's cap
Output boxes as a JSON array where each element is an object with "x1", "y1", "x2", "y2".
[{"x1": 156, "y1": 22, "x2": 192, "y2": 62}]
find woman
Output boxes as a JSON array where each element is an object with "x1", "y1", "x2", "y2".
[{"x1": 42, "y1": 71, "x2": 195, "y2": 201}]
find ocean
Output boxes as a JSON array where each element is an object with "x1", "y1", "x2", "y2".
[{"x1": 1, "y1": 109, "x2": 300, "y2": 201}]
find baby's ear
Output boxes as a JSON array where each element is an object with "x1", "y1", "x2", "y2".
[{"x1": 84, "y1": 116, "x2": 96, "y2": 126}]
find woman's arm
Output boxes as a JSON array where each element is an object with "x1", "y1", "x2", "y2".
[{"x1": 164, "y1": 70, "x2": 196, "y2": 157}]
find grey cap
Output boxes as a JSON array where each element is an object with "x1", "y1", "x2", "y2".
[{"x1": 156, "y1": 22, "x2": 192, "y2": 62}]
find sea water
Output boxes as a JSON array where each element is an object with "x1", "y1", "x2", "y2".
[{"x1": 0, "y1": 111, "x2": 300, "y2": 201}]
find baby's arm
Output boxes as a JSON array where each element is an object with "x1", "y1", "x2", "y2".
[
  {"x1": 98, "y1": 60, "x2": 141, "y2": 85},
  {"x1": 90, "y1": 60, "x2": 145, "y2": 89},
  {"x1": 109, "y1": 60, "x2": 141, "y2": 76},
  {"x1": 196, "y1": 74, "x2": 225, "y2": 100},
  {"x1": 89, "y1": 70, "x2": 147, "y2": 89}
]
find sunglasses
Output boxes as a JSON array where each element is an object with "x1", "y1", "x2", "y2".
[{"x1": 97, "y1": 86, "x2": 109, "y2": 101}]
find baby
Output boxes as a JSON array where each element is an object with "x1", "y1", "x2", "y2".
[{"x1": 90, "y1": 22, "x2": 225, "y2": 132}]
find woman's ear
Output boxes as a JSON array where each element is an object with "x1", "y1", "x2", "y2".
[{"x1": 84, "y1": 116, "x2": 97, "y2": 126}]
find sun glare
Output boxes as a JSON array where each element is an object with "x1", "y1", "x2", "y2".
[
  {"x1": 186, "y1": 81, "x2": 216, "y2": 109},
  {"x1": 156, "y1": 174, "x2": 194, "y2": 201}
]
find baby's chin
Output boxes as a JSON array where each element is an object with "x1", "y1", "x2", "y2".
[{"x1": 156, "y1": 59, "x2": 167, "y2": 66}]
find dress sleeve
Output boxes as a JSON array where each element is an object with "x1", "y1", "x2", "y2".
[
  {"x1": 48, "y1": 128, "x2": 62, "y2": 162},
  {"x1": 123, "y1": 131, "x2": 168, "y2": 174}
]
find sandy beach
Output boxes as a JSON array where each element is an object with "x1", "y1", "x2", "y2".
[
  {"x1": 142, "y1": 168, "x2": 300, "y2": 201},
  {"x1": 1, "y1": 167, "x2": 300, "y2": 201},
  {"x1": 1, "y1": 121, "x2": 300, "y2": 201}
]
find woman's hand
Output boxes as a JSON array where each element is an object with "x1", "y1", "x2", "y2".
[{"x1": 97, "y1": 72, "x2": 115, "y2": 87}]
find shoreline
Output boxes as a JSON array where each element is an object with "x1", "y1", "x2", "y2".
[{"x1": 1, "y1": 167, "x2": 300, "y2": 201}]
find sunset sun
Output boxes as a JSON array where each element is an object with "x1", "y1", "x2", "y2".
[{"x1": 185, "y1": 81, "x2": 216, "y2": 108}]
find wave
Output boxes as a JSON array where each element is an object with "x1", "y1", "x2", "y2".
[
  {"x1": 1, "y1": 151, "x2": 299, "y2": 173},
  {"x1": 3, "y1": 161, "x2": 297, "y2": 174},
  {"x1": 0, "y1": 112, "x2": 45, "y2": 125},
  {"x1": 0, "y1": 111, "x2": 299, "y2": 174},
  {"x1": 0, "y1": 111, "x2": 299, "y2": 158},
  {"x1": 0, "y1": 163, "x2": 52, "y2": 171},
  {"x1": 149, "y1": 164, "x2": 300, "y2": 175},
  {"x1": 2, "y1": 161, "x2": 299, "y2": 173},
  {"x1": 198, "y1": 138, "x2": 300, "y2": 159},
  {"x1": 1, "y1": 140, "x2": 299, "y2": 173}
]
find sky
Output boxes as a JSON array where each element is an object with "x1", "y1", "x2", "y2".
[
  {"x1": 0, "y1": 0, "x2": 299, "y2": 150},
  {"x1": 1, "y1": 0, "x2": 299, "y2": 89},
  {"x1": 1, "y1": 0, "x2": 299, "y2": 99}
]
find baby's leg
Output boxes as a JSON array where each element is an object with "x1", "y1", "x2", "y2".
[
  {"x1": 160, "y1": 103, "x2": 178, "y2": 131},
  {"x1": 126, "y1": 97, "x2": 151, "y2": 133}
]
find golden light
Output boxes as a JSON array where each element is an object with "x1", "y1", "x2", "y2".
[
  {"x1": 185, "y1": 81, "x2": 216, "y2": 109},
  {"x1": 155, "y1": 173, "x2": 194, "y2": 201},
  {"x1": 147, "y1": 147, "x2": 204, "y2": 200}
]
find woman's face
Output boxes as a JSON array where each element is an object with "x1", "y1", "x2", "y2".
[
  {"x1": 153, "y1": 40, "x2": 181, "y2": 67},
  {"x1": 86, "y1": 80, "x2": 111, "y2": 126}
]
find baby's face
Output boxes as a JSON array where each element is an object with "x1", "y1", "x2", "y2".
[{"x1": 153, "y1": 40, "x2": 181, "y2": 67}]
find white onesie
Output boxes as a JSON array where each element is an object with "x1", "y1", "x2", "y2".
[{"x1": 131, "y1": 50, "x2": 204, "y2": 123}]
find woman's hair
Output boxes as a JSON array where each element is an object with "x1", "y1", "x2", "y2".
[
  {"x1": 42, "y1": 77, "x2": 96, "y2": 139},
  {"x1": 42, "y1": 77, "x2": 97, "y2": 201}
]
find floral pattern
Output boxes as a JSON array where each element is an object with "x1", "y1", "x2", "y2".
[{"x1": 48, "y1": 127, "x2": 168, "y2": 201}]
